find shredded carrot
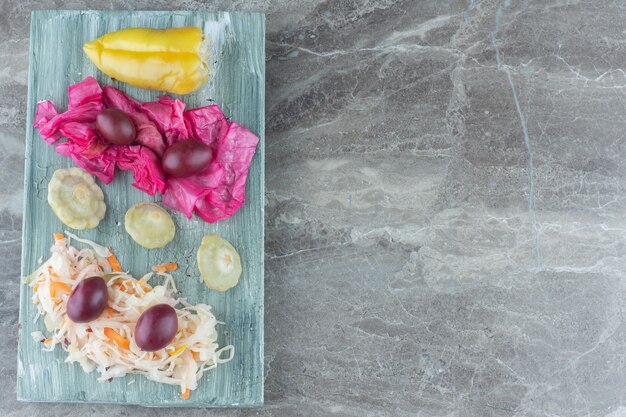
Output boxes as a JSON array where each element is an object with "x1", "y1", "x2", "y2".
[
  {"x1": 43, "y1": 337, "x2": 52, "y2": 344},
  {"x1": 33, "y1": 283, "x2": 39, "y2": 293},
  {"x1": 191, "y1": 351, "x2": 199, "y2": 360},
  {"x1": 107, "y1": 307, "x2": 115, "y2": 318},
  {"x1": 53, "y1": 233, "x2": 64, "y2": 241},
  {"x1": 180, "y1": 388, "x2": 190, "y2": 400},
  {"x1": 117, "y1": 280, "x2": 136, "y2": 295},
  {"x1": 113, "y1": 279, "x2": 138, "y2": 294},
  {"x1": 108, "y1": 250, "x2": 123, "y2": 272},
  {"x1": 137, "y1": 278, "x2": 151, "y2": 293},
  {"x1": 50, "y1": 280, "x2": 73, "y2": 297},
  {"x1": 168, "y1": 344, "x2": 189, "y2": 357},
  {"x1": 104, "y1": 327, "x2": 130, "y2": 350},
  {"x1": 152, "y1": 262, "x2": 178, "y2": 273}
]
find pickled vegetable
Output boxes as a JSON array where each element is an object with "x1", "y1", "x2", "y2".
[
  {"x1": 83, "y1": 27, "x2": 209, "y2": 95},
  {"x1": 35, "y1": 77, "x2": 260, "y2": 223},
  {"x1": 162, "y1": 140, "x2": 213, "y2": 177},
  {"x1": 197, "y1": 234, "x2": 242, "y2": 291},
  {"x1": 124, "y1": 202, "x2": 175, "y2": 248},
  {"x1": 28, "y1": 234, "x2": 234, "y2": 394},
  {"x1": 48, "y1": 168, "x2": 106, "y2": 229},
  {"x1": 96, "y1": 108, "x2": 136, "y2": 145},
  {"x1": 135, "y1": 303, "x2": 178, "y2": 351},
  {"x1": 66, "y1": 276, "x2": 108, "y2": 323}
]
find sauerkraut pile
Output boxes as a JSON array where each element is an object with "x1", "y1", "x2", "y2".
[{"x1": 26, "y1": 232, "x2": 233, "y2": 399}]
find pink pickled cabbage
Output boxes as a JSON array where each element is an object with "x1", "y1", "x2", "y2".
[
  {"x1": 67, "y1": 76, "x2": 103, "y2": 109},
  {"x1": 141, "y1": 96, "x2": 189, "y2": 146},
  {"x1": 56, "y1": 140, "x2": 117, "y2": 184},
  {"x1": 116, "y1": 145, "x2": 166, "y2": 195},
  {"x1": 33, "y1": 101, "x2": 60, "y2": 144},
  {"x1": 163, "y1": 107, "x2": 259, "y2": 221},
  {"x1": 34, "y1": 77, "x2": 260, "y2": 222},
  {"x1": 102, "y1": 86, "x2": 167, "y2": 157}
]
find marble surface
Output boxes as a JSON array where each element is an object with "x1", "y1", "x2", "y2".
[{"x1": 1, "y1": 0, "x2": 626, "y2": 416}]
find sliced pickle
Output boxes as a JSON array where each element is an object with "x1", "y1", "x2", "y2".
[
  {"x1": 124, "y1": 202, "x2": 175, "y2": 249},
  {"x1": 47, "y1": 168, "x2": 106, "y2": 230},
  {"x1": 197, "y1": 234, "x2": 242, "y2": 292}
]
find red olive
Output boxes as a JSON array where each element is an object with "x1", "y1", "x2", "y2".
[
  {"x1": 96, "y1": 108, "x2": 137, "y2": 145},
  {"x1": 66, "y1": 276, "x2": 108, "y2": 323},
  {"x1": 135, "y1": 304, "x2": 178, "y2": 351},
  {"x1": 162, "y1": 140, "x2": 213, "y2": 177}
]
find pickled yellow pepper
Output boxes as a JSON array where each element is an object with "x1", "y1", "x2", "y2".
[{"x1": 83, "y1": 27, "x2": 209, "y2": 95}]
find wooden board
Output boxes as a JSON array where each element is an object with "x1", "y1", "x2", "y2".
[{"x1": 17, "y1": 10, "x2": 264, "y2": 407}]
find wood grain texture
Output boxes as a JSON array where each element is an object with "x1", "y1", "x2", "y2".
[{"x1": 17, "y1": 10, "x2": 264, "y2": 407}]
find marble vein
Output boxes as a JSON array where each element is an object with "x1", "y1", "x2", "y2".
[{"x1": 490, "y1": 0, "x2": 542, "y2": 272}]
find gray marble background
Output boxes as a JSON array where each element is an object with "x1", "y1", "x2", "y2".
[{"x1": 2, "y1": 0, "x2": 626, "y2": 416}]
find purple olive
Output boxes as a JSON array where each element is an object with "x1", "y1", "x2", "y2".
[
  {"x1": 135, "y1": 304, "x2": 178, "y2": 351},
  {"x1": 66, "y1": 276, "x2": 108, "y2": 323},
  {"x1": 162, "y1": 140, "x2": 213, "y2": 177},
  {"x1": 96, "y1": 108, "x2": 137, "y2": 145}
]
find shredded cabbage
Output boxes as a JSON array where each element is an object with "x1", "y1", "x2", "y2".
[
  {"x1": 64, "y1": 230, "x2": 111, "y2": 258},
  {"x1": 28, "y1": 233, "x2": 233, "y2": 397}
]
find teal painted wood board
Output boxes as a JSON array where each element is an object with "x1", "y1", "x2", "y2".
[{"x1": 17, "y1": 10, "x2": 264, "y2": 407}]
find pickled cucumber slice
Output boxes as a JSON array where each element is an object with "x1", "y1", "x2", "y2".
[
  {"x1": 47, "y1": 168, "x2": 106, "y2": 230},
  {"x1": 124, "y1": 202, "x2": 175, "y2": 248},
  {"x1": 197, "y1": 234, "x2": 242, "y2": 291}
]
